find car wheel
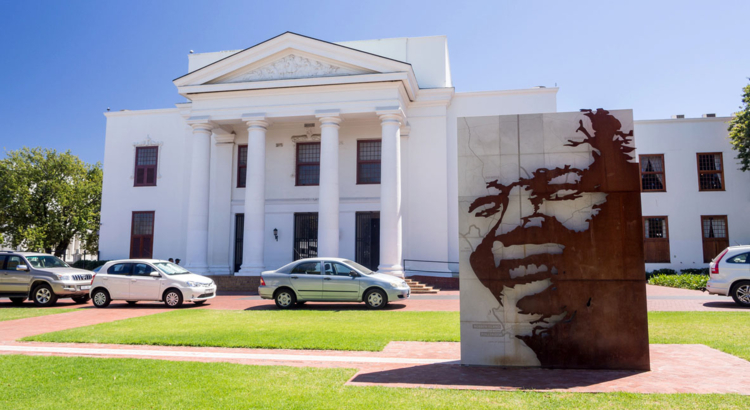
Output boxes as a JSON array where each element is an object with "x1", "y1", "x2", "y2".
[
  {"x1": 9, "y1": 297, "x2": 26, "y2": 305},
  {"x1": 364, "y1": 289, "x2": 387, "y2": 310},
  {"x1": 126, "y1": 301, "x2": 138, "y2": 305},
  {"x1": 92, "y1": 289, "x2": 111, "y2": 308},
  {"x1": 72, "y1": 295, "x2": 90, "y2": 304},
  {"x1": 731, "y1": 281, "x2": 750, "y2": 307},
  {"x1": 32, "y1": 284, "x2": 58, "y2": 307},
  {"x1": 274, "y1": 289, "x2": 296, "y2": 309},
  {"x1": 193, "y1": 300, "x2": 207, "y2": 306},
  {"x1": 164, "y1": 289, "x2": 183, "y2": 308}
]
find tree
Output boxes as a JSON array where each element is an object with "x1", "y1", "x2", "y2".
[
  {"x1": 0, "y1": 147, "x2": 102, "y2": 257},
  {"x1": 728, "y1": 81, "x2": 750, "y2": 172}
]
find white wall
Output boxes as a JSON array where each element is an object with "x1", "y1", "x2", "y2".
[
  {"x1": 99, "y1": 109, "x2": 191, "y2": 262},
  {"x1": 636, "y1": 116, "x2": 750, "y2": 272}
]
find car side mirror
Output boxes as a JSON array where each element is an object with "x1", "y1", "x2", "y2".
[
  {"x1": 149, "y1": 271, "x2": 160, "y2": 277},
  {"x1": 16, "y1": 264, "x2": 29, "y2": 272},
  {"x1": 350, "y1": 272, "x2": 358, "y2": 278}
]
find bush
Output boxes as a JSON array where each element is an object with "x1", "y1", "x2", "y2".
[
  {"x1": 71, "y1": 260, "x2": 108, "y2": 271},
  {"x1": 648, "y1": 274, "x2": 708, "y2": 290},
  {"x1": 680, "y1": 268, "x2": 709, "y2": 276},
  {"x1": 645, "y1": 268, "x2": 678, "y2": 279}
]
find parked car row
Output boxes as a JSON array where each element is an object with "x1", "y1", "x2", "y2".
[{"x1": 0, "y1": 252, "x2": 411, "y2": 309}]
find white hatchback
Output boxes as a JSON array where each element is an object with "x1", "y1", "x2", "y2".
[
  {"x1": 90, "y1": 259, "x2": 217, "y2": 308},
  {"x1": 706, "y1": 245, "x2": 750, "y2": 307}
]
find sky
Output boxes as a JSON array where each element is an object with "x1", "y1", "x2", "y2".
[{"x1": 0, "y1": 0, "x2": 748, "y2": 164}]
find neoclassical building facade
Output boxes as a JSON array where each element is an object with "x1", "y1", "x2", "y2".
[{"x1": 99, "y1": 32, "x2": 557, "y2": 277}]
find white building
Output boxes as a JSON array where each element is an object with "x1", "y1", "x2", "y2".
[
  {"x1": 636, "y1": 115, "x2": 750, "y2": 272},
  {"x1": 100, "y1": 32, "x2": 556, "y2": 278},
  {"x1": 99, "y1": 32, "x2": 749, "y2": 280}
]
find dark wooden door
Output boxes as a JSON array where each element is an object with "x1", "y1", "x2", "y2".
[
  {"x1": 130, "y1": 211, "x2": 154, "y2": 259},
  {"x1": 701, "y1": 215, "x2": 729, "y2": 262},
  {"x1": 234, "y1": 214, "x2": 244, "y2": 273},
  {"x1": 355, "y1": 212, "x2": 380, "y2": 271},
  {"x1": 294, "y1": 213, "x2": 318, "y2": 260}
]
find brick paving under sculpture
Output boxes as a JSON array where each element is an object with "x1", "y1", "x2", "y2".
[{"x1": 0, "y1": 285, "x2": 747, "y2": 395}]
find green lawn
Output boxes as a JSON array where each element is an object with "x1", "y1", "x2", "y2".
[
  {"x1": 0, "y1": 307, "x2": 78, "y2": 322},
  {"x1": 21, "y1": 310, "x2": 750, "y2": 362},
  {"x1": 649, "y1": 311, "x2": 750, "y2": 361},
  {"x1": 1, "y1": 355, "x2": 747, "y2": 409},
  {"x1": 23, "y1": 310, "x2": 460, "y2": 351}
]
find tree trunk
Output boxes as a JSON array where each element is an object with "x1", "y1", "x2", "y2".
[{"x1": 54, "y1": 239, "x2": 70, "y2": 259}]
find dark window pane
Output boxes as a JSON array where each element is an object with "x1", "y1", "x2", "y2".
[
  {"x1": 298, "y1": 165, "x2": 320, "y2": 185},
  {"x1": 133, "y1": 213, "x2": 154, "y2": 235},
  {"x1": 297, "y1": 143, "x2": 320, "y2": 163},
  {"x1": 358, "y1": 163, "x2": 381, "y2": 184},
  {"x1": 698, "y1": 154, "x2": 722, "y2": 171},
  {"x1": 644, "y1": 218, "x2": 666, "y2": 239},
  {"x1": 699, "y1": 173, "x2": 723, "y2": 190},
  {"x1": 358, "y1": 141, "x2": 381, "y2": 161},
  {"x1": 136, "y1": 147, "x2": 158, "y2": 166}
]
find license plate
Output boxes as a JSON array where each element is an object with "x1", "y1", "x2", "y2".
[{"x1": 80, "y1": 285, "x2": 91, "y2": 290}]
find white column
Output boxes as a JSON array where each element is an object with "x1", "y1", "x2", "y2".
[
  {"x1": 238, "y1": 115, "x2": 268, "y2": 276},
  {"x1": 316, "y1": 113, "x2": 342, "y2": 257},
  {"x1": 207, "y1": 129, "x2": 234, "y2": 275},
  {"x1": 377, "y1": 109, "x2": 404, "y2": 277},
  {"x1": 185, "y1": 119, "x2": 213, "y2": 274}
]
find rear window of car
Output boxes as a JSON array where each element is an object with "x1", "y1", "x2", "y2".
[
  {"x1": 107, "y1": 263, "x2": 131, "y2": 275},
  {"x1": 291, "y1": 262, "x2": 321, "y2": 275},
  {"x1": 727, "y1": 253, "x2": 749, "y2": 264}
]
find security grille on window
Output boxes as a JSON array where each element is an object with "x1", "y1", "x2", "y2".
[
  {"x1": 639, "y1": 154, "x2": 665, "y2": 192},
  {"x1": 643, "y1": 216, "x2": 670, "y2": 263},
  {"x1": 357, "y1": 140, "x2": 382, "y2": 184},
  {"x1": 296, "y1": 143, "x2": 320, "y2": 186},
  {"x1": 134, "y1": 147, "x2": 158, "y2": 186},
  {"x1": 237, "y1": 145, "x2": 248, "y2": 188},
  {"x1": 697, "y1": 153, "x2": 725, "y2": 191}
]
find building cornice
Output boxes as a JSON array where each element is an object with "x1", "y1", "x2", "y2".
[
  {"x1": 103, "y1": 108, "x2": 180, "y2": 118},
  {"x1": 634, "y1": 117, "x2": 731, "y2": 124}
]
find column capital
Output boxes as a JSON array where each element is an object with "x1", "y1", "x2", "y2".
[
  {"x1": 315, "y1": 109, "x2": 341, "y2": 127},
  {"x1": 376, "y1": 107, "x2": 405, "y2": 125},
  {"x1": 186, "y1": 116, "x2": 214, "y2": 133},
  {"x1": 242, "y1": 113, "x2": 269, "y2": 130},
  {"x1": 317, "y1": 116, "x2": 342, "y2": 128}
]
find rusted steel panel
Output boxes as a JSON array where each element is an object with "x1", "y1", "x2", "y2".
[{"x1": 459, "y1": 109, "x2": 650, "y2": 370}]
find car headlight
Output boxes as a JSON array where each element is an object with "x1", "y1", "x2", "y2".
[
  {"x1": 57, "y1": 275, "x2": 72, "y2": 281},
  {"x1": 187, "y1": 281, "x2": 200, "y2": 287}
]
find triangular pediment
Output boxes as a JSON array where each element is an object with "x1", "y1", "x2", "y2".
[
  {"x1": 173, "y1": 32, "x2": 420, "y2": 100},
  {"x1": 207, "y1": 51, "x2": 376, "y2": 84}
]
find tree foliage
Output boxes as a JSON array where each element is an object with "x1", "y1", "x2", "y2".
[
  {"x1": 728, "y1": 81, "x2": 750, "y2": 172},
  {"x1": 0, "y1": 147, "x2": 102, "y2": 256}
]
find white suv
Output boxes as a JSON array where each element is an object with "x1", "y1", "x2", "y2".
[
  {"x1": 706, "y1": 245, "x2": 750, "y2": 307},
  {"x1": 90, "y1": 259, "x2": 217, "y2": 308}
]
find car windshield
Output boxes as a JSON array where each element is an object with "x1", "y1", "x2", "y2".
[
  {"x1": 154, "y1": 262, "x2": 190, "y2": 275},
  {"x1": 25, "y1": 255, "x2": 69, "y2": 268},
  {"x1": 342, "y1": 260, "x2": 374, "y2": 275}
]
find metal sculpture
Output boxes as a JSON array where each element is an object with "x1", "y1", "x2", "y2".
[{"x1": 466, "y1": 109, "x2": 650, "y2": 370}]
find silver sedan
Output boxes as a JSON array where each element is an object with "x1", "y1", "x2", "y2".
[{"x1": 259, "y1": 258, "x2": 410, "y2": 309}]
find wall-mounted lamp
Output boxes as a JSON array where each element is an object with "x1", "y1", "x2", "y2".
[{"x1": 273, "y1": 228, "x2": 278, "y2": 241}]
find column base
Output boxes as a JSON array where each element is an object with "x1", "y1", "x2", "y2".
[
  {"x1": 237, "y1": 265, "x2": 265, "y2": 276},
  {"x1": 377, "y1": 264, "x2": 405, "y2": 278}
]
